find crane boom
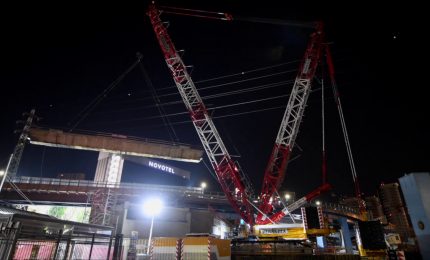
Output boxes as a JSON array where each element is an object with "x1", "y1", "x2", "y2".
[
  {"x1": 147, "y1": 4, "x2": 254, "y2": 224},
  {"x1": 148, "y1": 3, "x2": 335, "y2": 225},
  {"x1": 256, "y1": 22, "x2": 326, "y2": 223}
]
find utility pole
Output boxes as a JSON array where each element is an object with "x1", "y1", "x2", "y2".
[{"x1": 6, "y1": 109, "x2": 36, "y2": 178}]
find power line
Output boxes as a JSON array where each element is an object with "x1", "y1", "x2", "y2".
[
  {"x1": 101, "y1": 68, "x2": 298, "y2": 106},
  {"x1": 138, "y1": 55, "x2": 179, "y2": 141},
  {"x1": 67, "y1": 57, "x2": 142, "y2": 132},
  {"x1": 86, "y1": 89, "x2": 295, "y2": 126},
  {"x1": 202, "y1": 159, "x2": 218, "y2": 181},
  {"x1": 91, "y1": 79, "x2": 295, "y2": 116},
  {"x1": 138, "y1": 59, "x2": 301, "y2": 92},
  {"x1": 192, "y1": 60, "x2": 300, "y2": 84},
  {"x1": 109, "y1": 87, "x2": 324, "y2": 131},
  {"x1": 200, "y1": 79, "x2": 294, "y2": 100}
]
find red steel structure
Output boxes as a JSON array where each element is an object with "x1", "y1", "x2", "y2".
[
  {"x1": 146, "y1": 3, "x2": 351, "y2": 224},
  {"x1": 147, "y1": 4, "x2": 253, "y2": 224}
]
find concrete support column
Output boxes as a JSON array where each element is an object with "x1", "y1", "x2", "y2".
[{"x1": 339, "y1": 217, "x2": 353, "y2": 254}]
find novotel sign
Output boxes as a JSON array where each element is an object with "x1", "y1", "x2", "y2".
[
  {"x1": 148, "y1": 161, "x2": 175, "y2": 174},
  {"x1": 126, "y1": 157, "x2": 191, "y2": 179}
]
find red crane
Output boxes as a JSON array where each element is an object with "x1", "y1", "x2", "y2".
[
  {"x1": 147, "y1": 4, "x2": 254, "y2": 224},
  {"x1": 146, "y1": 3, "x2": 358, "y2": 224}
]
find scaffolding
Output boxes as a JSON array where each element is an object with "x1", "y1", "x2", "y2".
[{"x1": 89, "y1": 188, "x2": 119, "y2": 227}]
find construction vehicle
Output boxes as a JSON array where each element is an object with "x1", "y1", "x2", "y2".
[{"x1": 146, "y1": 2, "x2": 362, "y2": 242}]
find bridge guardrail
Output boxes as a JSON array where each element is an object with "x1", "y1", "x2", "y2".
[
  {"x1": 8, "y1": 176, "x2": 202, "y2": 194},
  {"x1": 7, "y1": 177, "x2": 362, "y2": 217}
]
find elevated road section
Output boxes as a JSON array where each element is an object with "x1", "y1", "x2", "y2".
[
  {"x1": 0, "y1": 176, "x2": 228, "y2": 206},
  {"x1": 28, "y1": 127, "x2": 203, "y2": 163},
  {"x1": 0, "y1": 177, "x2": 362, "y2": 220}
]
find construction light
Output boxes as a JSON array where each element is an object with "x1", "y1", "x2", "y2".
[
  {"x1": 0, "y1": 170, "x2": 4, "y2": 176},
  {"x1": 143, "y1": 198, "x2": 163, "y2": 217},
  {"x1": 285, "y1": 193, "x2": 291, "y2": 200},
  {"x1": 143, "y1": 197, "x2": 164, "y2": 256}
]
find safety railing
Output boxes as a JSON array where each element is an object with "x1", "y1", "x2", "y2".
[
  {"x1": 8, "y1": 176, "x2": 361, "y2": 217},
  {"x1": 8, "y1": 176, "x2": 202, "y2": 194}
]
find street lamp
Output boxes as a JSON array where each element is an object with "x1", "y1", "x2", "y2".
[
  {"x1": 143, "y1": 198, "x2": 163, "y2": 255},
  {"x1": 200, "y1": 182, "x2": 207, "y2": 193},
  {"x1": 315, "y1": 200, "x2": 321, "y2": 206}
]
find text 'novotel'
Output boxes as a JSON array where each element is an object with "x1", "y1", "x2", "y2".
[{"x1": 148, "y1": 161, "x2": 175, "y2": 173}]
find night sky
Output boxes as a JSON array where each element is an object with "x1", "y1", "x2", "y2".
[{"x1": 1, "y1": 1, "x2": 427, "y2": 199}]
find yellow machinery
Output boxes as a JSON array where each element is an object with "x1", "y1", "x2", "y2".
[{"x1": 254, "y1": 223, "x2": 307, "y2": 240}]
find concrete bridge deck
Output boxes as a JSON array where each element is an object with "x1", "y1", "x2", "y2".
[{"x1": 28, "y1": 127, "x2": 203, "y2": 162}]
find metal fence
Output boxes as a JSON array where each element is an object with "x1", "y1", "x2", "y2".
[
  {"x1": 9, "y1": 176, "x2": 202, "y2": 194},
  {"x1": 0, "y1": 208, "x2": 120, "y2": 260},
  {"x1": 1, "y1": 231, "x2": 119, "y2": 260}
]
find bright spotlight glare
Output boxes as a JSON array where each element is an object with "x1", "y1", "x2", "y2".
[
  {"x1": 0, "y1": 170, "x2": 4, "y2": 176},
  {"x1": 315, "y1": 200, "x2": 321, "y2": 206},
  {"x1": 285, "y1": 194, "x2": 291, "y2": 200},
  {"x1": 200, "y1": 182, "x2": 207, "y2": 189},
  {"x1": 143, "y1": 198, "x2": 163, "y2": 217}
]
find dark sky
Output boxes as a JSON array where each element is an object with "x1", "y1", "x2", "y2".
[{"x1": 1, "y1": 1, "x2": 427, "y2": 199}]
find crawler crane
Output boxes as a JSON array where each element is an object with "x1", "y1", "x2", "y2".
[{"x1": 146, "y1": 3, "x2": 361, "y2": 231}]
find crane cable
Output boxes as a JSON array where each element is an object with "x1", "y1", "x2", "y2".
[
  {"x1": 326, "y1": 58, "x2": 360, "y2": 202},
  {"x1": 67, "y1": 56, "x2": 142, "y2": 132},
  {"x1": 138, "y1": 54, "x2": 179, "y2": 142},
  {"x1": 332, "y1": 82, "x2": 359, "y2": 194},
  {"x1": 246, "y1": 198, "x2": 276, "y2": 224},
  {"x1": 273, "y1": 189, "x2": 295, "y2": 223},
  {"x1": 202, "y1": 159, "x2": 219, "y2": 181},
  {"x1": 321, "y1": 66, "x2": 327, "y2": 184}
]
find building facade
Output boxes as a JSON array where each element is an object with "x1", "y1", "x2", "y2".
[
  {"x1": 379, "y1": 183, "x2": 412, "y2": 241},
  {"x1": 94, "y1": 152, "x2": 124, "y2": 184}
]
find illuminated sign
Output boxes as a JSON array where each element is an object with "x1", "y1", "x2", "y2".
[
  {"x1": 148, "y1": 161, "x2": 175, "y2": 174},
  {"x1": 125, "y1": 157, "x2": 190, "y2": 179}
]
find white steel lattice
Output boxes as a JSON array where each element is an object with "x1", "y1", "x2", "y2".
[
  {"x1": 257, "y1": 23, "x2": 326, "y2": 223},
  {"x1": 147, "y1": 4, "x2": 253, "y2": 223}
]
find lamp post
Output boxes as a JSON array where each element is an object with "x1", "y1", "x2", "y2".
[{"x1": 143, "y1": 198, "x2": 163, "y2": 255}]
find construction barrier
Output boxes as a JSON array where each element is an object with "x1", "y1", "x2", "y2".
[
  {"x1": 151, "y1": 237, "x2": 181, "y2": 260},
  {"x1": 150, "y1": 236, "x2": 231, "y2": 260}
]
